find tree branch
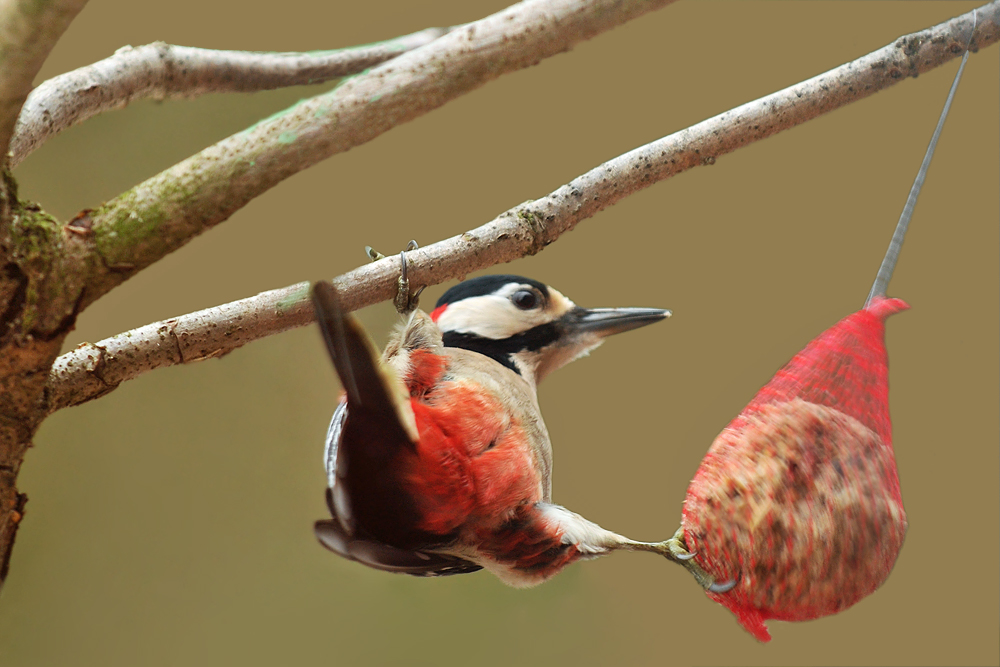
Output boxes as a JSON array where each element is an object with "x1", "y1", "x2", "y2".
[
  {"x1": 0, "y1": 0, "x2": 87, "y2": 171},
  {"x1": 43, "y1": 0, "x2": 1000, "y2": 416},
  {"x1": 8, "y1": 26, "x2": 456, "y2": 168},
  {"x1": 69, "y1": 0, "x2": 680, "y2": 313},
  {"x1": 0, "y1": 0, "x2": 89, "y2": 593},
  {"x1": 0, "y1": 0, "x2": 683, "y2": 597},
  {"x1": 45, "y1": 282, "x2": 313, "y2": 413}
]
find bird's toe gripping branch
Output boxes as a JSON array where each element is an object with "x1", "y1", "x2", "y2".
[
  {"x1": 655, "y1": 527, "x2": 736, "y2": 594},
  {"x1": 366, "y1": 240, "x2": 425, "y2": 315}
]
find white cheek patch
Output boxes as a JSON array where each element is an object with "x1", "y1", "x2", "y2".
[
  {"x1": 436, "y1": 295, "x2": 529, "y2": 338},
  {"x1": 437, "y1": 284, "x2": 577, "y2": 340}
]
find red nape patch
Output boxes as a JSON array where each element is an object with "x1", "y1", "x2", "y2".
[
  {"x1": 406, "y1": 349, "x2": 447, "y2": 396},
  {"x1": 430, "y1": 304, "x2": 447, "y2": 322}
]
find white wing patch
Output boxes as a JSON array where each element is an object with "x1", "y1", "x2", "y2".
[{"x1": 324, "y1": 399, "x2": 348, "y2": 489}]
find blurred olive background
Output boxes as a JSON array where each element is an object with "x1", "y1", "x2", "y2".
[{"x1": 0, "y1": 1, "x2": 996, "y2": 665}]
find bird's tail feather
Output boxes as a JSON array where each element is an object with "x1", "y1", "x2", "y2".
[{"x1": 312, "y1": 281, "x2": 418, "y2": 444}]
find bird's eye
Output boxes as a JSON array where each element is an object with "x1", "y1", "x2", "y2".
[{"x1": 512, "y1": 290, "x2": 538, "y2": 310}]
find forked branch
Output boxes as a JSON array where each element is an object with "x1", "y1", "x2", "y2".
[
  {"x1": 0, "y1": 0, "x2": 681, "y2": 592},
  {"x1": 67, "y1": 0, "x2": 682, "y2": 312},
  {"x1": 43, "y1": 2, "x2": 1000, "y2": 415},
  {"x1": 9, "y1": 26, "x2": 456, "y2": 167}
]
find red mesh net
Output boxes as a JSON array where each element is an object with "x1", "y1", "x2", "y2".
[{"x1": 680, "y1": 297, "x2": 909, "y2": 641}]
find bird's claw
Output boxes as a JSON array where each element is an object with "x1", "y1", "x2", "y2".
[
  {"x1": 396, "y1": 240, "x2": 426, "y2": 314},
  {"x1": 662, "y1": 526, "x2": 694, "y2": 561},
  {"x1": 657, "y1": 526, "x2": 736, "y2": 595},
  {"x1": 366, "y1": 240, "x2": 425, "y2": 314},
  {"x1": 707, "y1": 578, "x2": 737, "y2": 593}
]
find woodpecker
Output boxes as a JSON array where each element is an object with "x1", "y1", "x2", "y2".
[{"x1": 312, "y1": 271, "x2": 674, "y2": 587}]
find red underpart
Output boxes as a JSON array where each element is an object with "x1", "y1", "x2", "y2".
[
  {"x1": 391, "y1": 347, "x2": 569, "y2": 577},
  {"x1": 682, "y1": 297, "x2": 909, "y2": 642},
  {"x1": 430, "y1": 304, "x2": 447, "y2": 323},
  {"x1": 474, "y1": 505, "x2": 581, "y2": 578},
  {"x1": 402, "y1": 378, "x2": 543, "y2": 540}
]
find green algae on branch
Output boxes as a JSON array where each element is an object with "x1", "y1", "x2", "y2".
[
  {"x1": 88, "y1": 142, "x2": 257, "y2": 275},
  {"x1": 276, "y1": 282, "x2": 310, "y2": 313},
  {"x1": 514, "y1": 207, "x2": 549, "y2": 255},
  {"x1": 8, "y1": 205, "x2": 60, "y2": 334},
  {"x1": 9, "y1": 205, "x2": 59, "y2": 261},
  {"x1": 515, "y1": 208, "x2": 540, "y2": 229},
  {"x1": 5, "y1": 196, "x2": 93, "y2": 338},
  {"x1": 91, "y1": 192, "x2": 172, "y2": 270}
]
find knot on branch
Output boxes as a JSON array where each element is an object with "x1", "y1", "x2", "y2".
[
  {"x1": 41, "y1": 342, "x2": 119, "y2": 415},
  {"x1": 0, "y1": 195, "x2": 92, "y2": 343},
  {"x1": 513, "y1": 206, "x2": 552, "y2": 255}
]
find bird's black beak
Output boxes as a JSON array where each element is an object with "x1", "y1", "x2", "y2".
[
  {"x1": 528, "y1": 306, "x2": 670, "y2": 383},
  {"x1": 561, "y1": 307, "x2": 671, "y2": 338}
]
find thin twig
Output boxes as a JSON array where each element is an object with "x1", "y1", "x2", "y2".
[
  {"x1": 43, "y1": 0, "x2": 999, "y2": 416},
  {"x1": 8, "y1": 26, "x2": 456, "y2": 168}
]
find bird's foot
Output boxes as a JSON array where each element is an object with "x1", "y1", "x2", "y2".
[
  {"x1": 366, "y1": 240, "x2": 425, "y2": 314},
  {"x1": 646, "y1": 527, "x2": 736, "y2": 594}
]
